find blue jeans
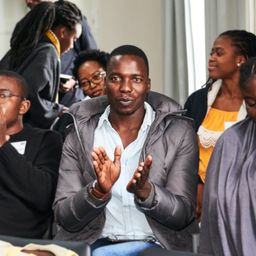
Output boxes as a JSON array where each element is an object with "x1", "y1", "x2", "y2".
[{"x1": 92, "y1": 239, "x2": 161, "y2": 256}]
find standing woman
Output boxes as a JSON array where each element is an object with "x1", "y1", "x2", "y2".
[
  {"x1": 184, "y1": 30, "x2": 256, "y2": 221},
  {"x1": 0, "y1": 0, "x2": 82, "y2": 128}
]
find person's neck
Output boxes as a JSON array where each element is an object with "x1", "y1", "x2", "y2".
[
  {"x1": 109, "y1": 108, "x2": 146, "y2": 149},
  {"x1": 7, "y1": 122, "x2": 24, "y2": 136},
  {"x1": 221, "y1": 76, "x2": 242, "y2": 98},
  {"x1": 109, "y1": 111, "x2": 145, "y2": 132}
]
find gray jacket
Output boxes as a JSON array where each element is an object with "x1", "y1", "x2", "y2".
[{"x1": 53, "y1": 91, "x2": 199, "y2": 251}]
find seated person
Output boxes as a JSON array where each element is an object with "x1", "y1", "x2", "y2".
[
  {"x1": 72, "y1": 49, "x2": 109, "y2": 99},
  {"x1": 51, "y1": 49, "x2": 109, "y2": 136},
  {"x1": 199, "y1": 57, "x2": 256, "y2": 255},
  {"x1": 53, "y1": 45, "x2": 199, "y2": 255},
  {"x1": 0, "y1": 70, "x2": 62, "y2": 238}
]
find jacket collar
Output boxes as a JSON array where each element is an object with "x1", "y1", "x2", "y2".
[{"x1": 70, "y1": 91, "x2": 183, "y2": 123}]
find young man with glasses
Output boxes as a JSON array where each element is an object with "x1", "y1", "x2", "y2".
[{"x1": 0, "y1": 70, "x2": 62, "y2": 238}]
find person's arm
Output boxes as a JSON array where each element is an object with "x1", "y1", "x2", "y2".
[
  {"x1": 0, "y1": 130, "x2": 62, "y2": 212},
  {"x1": 22, "y1": 44, "x2": 64, "y2": 128},
  {"x1": 135, "y1": 119, "x2": 199, "y2": 230},
  {"x1": 53, "y1": 130, "x2": 111, "y2": 232}
]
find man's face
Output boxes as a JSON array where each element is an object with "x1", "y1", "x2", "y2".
[
  {"x1": 25, "y1": 0, "x2": 54, "y2": 9},
  {"x1": 105, "y1": 55, "x2": 150, "y2": 116},
  {"x1": 0, "y1": 77, "x2": 26, "y2": 128}
]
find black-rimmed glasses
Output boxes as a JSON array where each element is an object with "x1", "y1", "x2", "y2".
[
  {"x1": 0, "y1": 90, "x2": 26, "y2": 102},
  {"x1": 81, "y1": 71, "x2": 106, "y2": 90}
]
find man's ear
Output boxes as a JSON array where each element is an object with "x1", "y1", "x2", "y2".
[{"x1": 19, "y1": 99, "x2": 31, "y2": 115}]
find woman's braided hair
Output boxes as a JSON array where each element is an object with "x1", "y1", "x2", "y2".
[
  {"x1": 204, "y1": 30, "x2": 256, "y2": 87},
  {"x1": 219, "y1": 30, "x2": 256, "y2": 60},
  {"x1": 9, "y1": 0, "x2": 82, "y2": 70}
]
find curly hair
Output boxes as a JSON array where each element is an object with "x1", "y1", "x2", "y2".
[{"x1": 73, "y1": 49, "x2": 110, "y2": 80}]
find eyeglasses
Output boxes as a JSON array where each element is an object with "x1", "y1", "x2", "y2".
[
  {"x1": 80, "y1": 71, "x2": 106, "y2": 90},
  {"x1": 0, "y1": 90, "x2": 25, "y2": 102}
]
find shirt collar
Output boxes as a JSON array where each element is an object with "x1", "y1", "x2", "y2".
[{"x1": 97, "y1": 102, "x2": 155, "y2": 130}]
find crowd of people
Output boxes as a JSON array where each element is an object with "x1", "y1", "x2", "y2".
[{"x1": 0, "y1": 1, "x2": 255, "y2": 256}]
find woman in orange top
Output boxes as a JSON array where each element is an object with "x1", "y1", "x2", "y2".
[{"x1": 184, "y1": 30, "x2": 256, "y2": 221}]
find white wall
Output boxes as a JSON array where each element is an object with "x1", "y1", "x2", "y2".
[
  {"x1": 0, "y1": 0, "x2": 27, "y2": 57},
  {"x1": 74, "y1": 0, "x2": 164, "y2": 93},
  {"x1": 0, "y1": 0, "x2": 164, "y2": 93}
]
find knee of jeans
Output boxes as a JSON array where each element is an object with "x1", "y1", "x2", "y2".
[{"x1": 92, "y1": 247, "x2": 104, "y2": 256}]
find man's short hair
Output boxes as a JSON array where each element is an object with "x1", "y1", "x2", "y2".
[
  {"x1": 109, "y1": 45, "x2": 149, "y2": 76},
  {"x1": 0, "y1": 70, "x2": 29, "y2": 98}
]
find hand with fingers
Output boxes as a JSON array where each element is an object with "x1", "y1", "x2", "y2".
[
  {"x1": 127, "y1": 155, "x2": 153, "y2": 201},
  {"x1": 0, "y1": 106, "x2": 10, "y2": 147},
  {"x1": 91, "y1": 146, "x2": 122, "y2": 198}
]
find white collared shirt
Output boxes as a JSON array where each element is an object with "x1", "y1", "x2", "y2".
[{"x1": 94, "y1": 102, "x2": 156, "y2": 241}]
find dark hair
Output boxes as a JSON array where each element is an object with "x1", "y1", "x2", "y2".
[
  {"x1": 239, "y1": 57, "x2": 256, "y2": 90},
  {"x1": 108, "y1": 45, "x2": 149, "y2": 76},
  {"x1": 73, "y1": 49, "x2": 110, "y2": 80},
  {"x1": 53, "y1": 0, "x2": 82, "y2": 31},
  {"x1": 204, "y1": 30, "x2": 256, "y2": 87},
  {"x1": 219, "y1": 30, "x2": 256, "y2": 59},
  {"x1": 9, "y1": 0, "x2": 82, "y2": 69},
  {"x1": 0, "y1": 70, "x2": 29, "y2": 98}
]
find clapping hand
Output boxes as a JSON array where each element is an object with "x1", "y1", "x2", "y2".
[
  {"x1": 127, "y1": 155, "x2": 153, "y2": 201},
  {"x1": 91, "y1": 146, "x2": 122, "y2": 194}
]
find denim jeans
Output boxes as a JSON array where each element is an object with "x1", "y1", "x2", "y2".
[{"x1": 92, "y1": 239, "x2": 161, "y2": 256}]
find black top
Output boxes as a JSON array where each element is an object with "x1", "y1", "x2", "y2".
[
  {"x1": 0, "y1": 125, "x2": 62, "y2": 238},
  {"x1": 184, "y1": 83, "x2": 211, "y2": 132}
]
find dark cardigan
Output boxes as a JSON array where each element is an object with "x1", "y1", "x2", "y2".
[
  {"x1": 184, "y1": 83, "x2": 212, "y2": 132},
  {"x1": 0, "y1": 125, "x2": 62, "y2": 238}
]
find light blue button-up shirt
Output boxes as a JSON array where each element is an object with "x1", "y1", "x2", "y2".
[{"x1": 93, "y1": 102, "x2": 156, "y2": 241}]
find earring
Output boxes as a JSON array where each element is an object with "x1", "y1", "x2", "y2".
[{"x1": 237, "y1": 63, "x2": 241, "y2": 67}]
